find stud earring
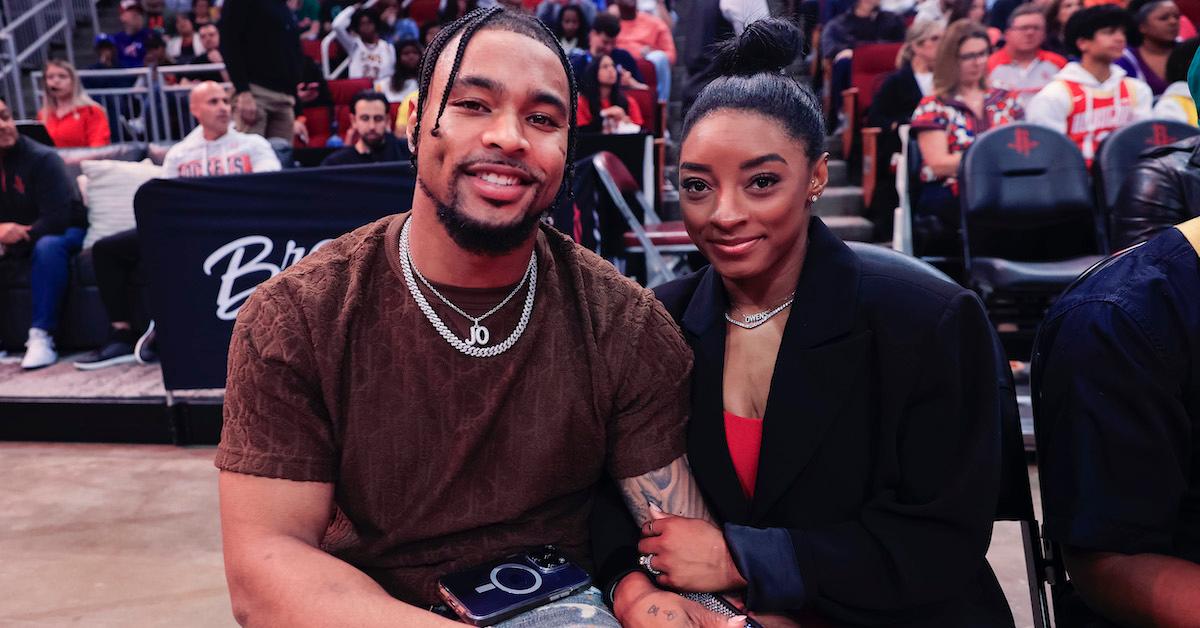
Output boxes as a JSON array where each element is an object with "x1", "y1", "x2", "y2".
[{"x1": 810, "y1": 195, "x2": 819, "y2": 202}]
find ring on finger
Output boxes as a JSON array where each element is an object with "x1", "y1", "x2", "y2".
[{"x1": 638, "y1": 552, "x2": 663, "y2": 576}]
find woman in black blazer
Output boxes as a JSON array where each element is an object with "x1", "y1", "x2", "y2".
[{"x1": 610, "y1": 19, "x2": 1013, "y2": 628}]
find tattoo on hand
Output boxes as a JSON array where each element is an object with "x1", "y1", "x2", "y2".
[
  {"x1": 618, "y1": 456, "x2": 715, "y2": 526},
  {"x1": 664, "y1": 610, "x2": 677, "y2": 620},
  {"x1": 647, "y1": 604, "x2": 658, "y2": 616}
]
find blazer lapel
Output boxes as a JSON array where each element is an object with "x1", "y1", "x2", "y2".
[
  {"x1": 681, "y1": 268, "x2": 751, "y2": 523},
  {"x1": 749, "y1": 219, "x2": 871, "y2": 522}
]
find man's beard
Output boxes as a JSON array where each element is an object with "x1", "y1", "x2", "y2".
[
  {"x1": 417, "y1": 175, "x2": 547, "y2": 256},
  {"x1": 363, "y1": 131, "x2": 386, "y2": 150}
]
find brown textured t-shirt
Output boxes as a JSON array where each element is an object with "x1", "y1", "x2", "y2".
[{"x1": 215, "y1": 213, "x2": 691, "y2": 606}]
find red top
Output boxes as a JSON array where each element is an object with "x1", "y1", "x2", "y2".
[
  {"x1": 38, "y1": 104, "x2": 111, "y2": 148},
  {"x1": 576, "y1": 94, "x2": 644, "y2": 129},
  {"x1": 723, "y1": 410, "x2": 764, "y2": 499}
]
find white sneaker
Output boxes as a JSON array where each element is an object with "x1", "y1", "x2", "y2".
[{"x1": 21, "y1": 328, "x2": 58, "y2": 370}]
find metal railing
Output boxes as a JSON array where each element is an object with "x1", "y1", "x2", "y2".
[
  {"x1": 320, "y1": 31, "x2": 349, "y2": 80},
  {"x1": 31, "y1": 64, "x2": 231, "y2": 143},
  {"x1": 0, "y1": 0, "x2": 75, "y2": 118}
]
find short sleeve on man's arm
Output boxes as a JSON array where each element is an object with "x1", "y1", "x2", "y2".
[
  {"x1": 605, "y1": 293, "x2": 692, "y2": 479},
  {"x1": 1039, "y1": 301, "x2": 1192, "y2": 556},
  {"x1": 216, "y1": 286, "x2": 338, "y2": 483}
]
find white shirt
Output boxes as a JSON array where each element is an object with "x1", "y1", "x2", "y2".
[
  {"x1": 915, "y1": 70, "x2": 933, "y2": 96},
  {"x1": 333, "y1": 2, "x2": 396, "y2": 80},
  {"x1": 375, "y1": 77, "x2": 418, "y2": 104},
  {"x1": 167, "y1": 36, "x2": 205, "y2": 60},
  {"x1": 163, "y1": 126, "x2": 282, "y2": 178}
]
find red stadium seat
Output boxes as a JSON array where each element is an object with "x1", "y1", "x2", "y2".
[
  {"x1": 301, "y1": 39, "x2": 323, "y2": 65},
  {"x1": 408, "y1": 0, "x2": 439, "y2": 26},
  {"x1": 634, "y1": 57, "x2": 657, "y2": 99},
  {"x1": 842, "y1": 42, "x2": 902, "y2": 159},
  {"x1": 328, "y1": 78, "x2": 373, "y2": 105},
  {"x1": 299, "y1": 106, "x2": 333, "y2": 147},
  {"x1": 335, "y1": 104, "x2": 352, "y2": 141}
]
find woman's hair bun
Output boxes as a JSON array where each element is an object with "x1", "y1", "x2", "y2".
[{"x1": 712, "y1": 18, "x2": 804, "y2": 77}]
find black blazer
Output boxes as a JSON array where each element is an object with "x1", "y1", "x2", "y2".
[{"x1": 653, "y1": 218, "x2": 1014, "y2": 627}]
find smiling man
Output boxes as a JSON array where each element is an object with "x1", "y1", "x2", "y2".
[{"x1": 215, "y1": 8, "x2": 718, "y2": 627}]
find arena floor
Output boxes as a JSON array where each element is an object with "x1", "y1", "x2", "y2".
[{"x1": 0, "y1": 441, "x2": 1048, "y2": 627}]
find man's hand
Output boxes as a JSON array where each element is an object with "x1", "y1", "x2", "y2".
[
  {"x1": 208, "y1": 49, "x2": 224, "y2": 64},
  {"x1": 0, "y1": 222, "x2": 31, "y2": 245},
  {"x1": 615, "y1": 572, "x2": 747, "y2": 628},
  {"x1": 293, "y1": 118, "x2": 310, "y2": 145},
  {"x1": 235, "y1": 91, "x2": 258, "y2": 123},
  {"x1": 638, "y1": 506, "x2": 747, "y2": 593},
  {"x1": 619, "y1": 67, "x2": 649, "y2": 91}
]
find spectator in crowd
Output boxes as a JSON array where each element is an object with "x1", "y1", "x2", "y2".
[
  {"x1": 86, "y1": 35, "x2": 121, "y2": 75},
  {"x1": 0, "y1": 97, "x2": 87, "y2": 370},
  {"x1": 555, "y1": 4, "x2": 589, "y2": 53},
  {"x1": 421, "y1": 20, "x2": 445, "y2": 46},
  {"x1": 823, "y1": 0, "x2": 906, "y2": 127},
  {"x1": 290, "y1": 0, "x2": 322, "y2": 39},
  {"x1": 866, "y1": 17, "x2": 945, "y2": 238},
  {"x1": 570, "y1": 14, "x2": 647, "y2": 91},
  {"x1": 142, "y1": 34, "x2": 174, "y2": 71},
  {"x1": 193, "y1": 0, "x2": 217, "y2": 25},
  {"x1": 217, "y1": 9, "x2": 703, "y2": 626},
  {"x1": 112, "y1": 0, "x2": 153, "y2": 68},
  {"x1": 220, "y1": 0, "x2": 305, "y2": 141},
  {"x1": 916, "y1": 0, "x2": 956, "y2": 23},
  {"x1": 333, "y1": 1, "x2": 396, "y2": 80},
  {"x1": 948, "y1": 0, "x2": 987, "y2": 22},
  {"x1": 1152, "y1": 35, "x2": 1200, "y2": 121},
  {"x1": 179, "y1": 23, "x2": 228, "y2": 83},
  {"x1": 1110, "y1": 44, "x2": 1200, "y2": 246},
  {"x1": 538, "y1": 0, "x2": 597, "y2": 34},
  {"x1": 167, "y1": 12, "x2": 205, "y2": 60},
  {"x1": 1036, "y1": 214, "x2": 1200, "y2": 627},
  {"x1": 611, "y1": 18, "x2": 1011, "y2": 627},
  {"x1": 37, "y1": 60, "x2": 111, "y2": 148},
  {"x1": 292, "y1": 56, "x2": 333, "y2": 145},
  {"x1": 1027, "y1": 6, "x2": 1152, "y2": 164},
  {"x1": 1116, "y1": 0, "x2": 1180, "y2": 94},
  {"x1": 376, "y1": 39, "x2": 420, "y2": 102},
  {"x1": 577, "y1": 53, "x2": 643, "y2": 132},
  {"x1": 74, "y1": 82, "x2": 280, "y2": 371},
  {"x1": 911, "y1": 19, "x2": 1024, "y2": 254},
  {"x1": 378, "y1": 0, "x2": 420, "y2": 41},
  {"x1": 613, "y1": 0, "x2": 675, "y2": 102},
  {"x1": 678, "y1": 0, "x2": 769, "y2": 111},
  {"x1": 988, "y1": 3, "x2": 1068, "y2": 106},
  {"x1": 321, "y1": 90, "x2": 409, "y2": 164},
  {"x1": 1044, "y1": 0, "x2": 1082, "y2": 56}
]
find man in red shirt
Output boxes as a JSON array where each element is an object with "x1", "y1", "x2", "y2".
[
  {"x1": 613, "y1": 0, "x2": 675, "y2": 102},
  {"x1": 987, "y1": 3, "x2": 1068, "y2": 107}
]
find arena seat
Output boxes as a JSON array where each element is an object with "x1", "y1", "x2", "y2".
[
  {"x1": 958, "y1": 123, "x2": 1101, "y2": 357},
  {"x1": 301, "y1": 39, "x2": 323, "y2": 66},
  {"x1": 589, "y1": 151, "x2": 680, "y2": 287},
  {"x1": 841, "y1": 42, "x2": 902, "y2": 160},
  {"x1": 408, "y1": 0, "x2": 439, "y2": 25},
  {"x1": 298, "y1": 105, "x2": 333, "y2": 147},
  {"x1": 328, "y1": 78, "x2": 373, "y2": 106},
  {"x1": 1092, "y1": 119, "x2": 1199, "y2": 250}
]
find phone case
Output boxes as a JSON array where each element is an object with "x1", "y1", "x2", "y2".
[
  {"x1": 681, "y1": 592, "x2": 766, "y2": 628},
  {"x1": 437, "y1": 546, "x2": 591, "y2": 626}
]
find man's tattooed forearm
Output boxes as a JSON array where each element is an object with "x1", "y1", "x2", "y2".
[{"x1": 618, "y1": 455, "x2": 714, "y2": 525}]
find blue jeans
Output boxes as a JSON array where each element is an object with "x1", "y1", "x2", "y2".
[
  {"x1": 30, "y1": 227, "x2": 86, "y2": 333},
  {"x1": 643, "y1": 50, "x2": 672, "y2": 103},
  {"x1": 492, "y1": 587, "x2": 619, "y2": 627}
]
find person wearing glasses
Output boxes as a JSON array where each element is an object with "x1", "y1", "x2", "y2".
[
  {"x1": 988, "y1": 3, "x2": 1067, "y2": 108},
  {"x1": 909, "y1": 18, "x2": 1024, "y2": 255}
]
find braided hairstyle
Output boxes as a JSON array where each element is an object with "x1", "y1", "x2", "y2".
[{"x1": 410, "y1": 7, "x2": 579, "y2": 212}]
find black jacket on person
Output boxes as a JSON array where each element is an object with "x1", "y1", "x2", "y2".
[
  {"x1": 865, "y1": 65, "x2": 925, "y2": 238},
  {"x1": 649, "y1": 218, "x2": 1014, "y2": 626},
  {"x1": 219, "y1": 0, "x2": 303, "y2": 95},
  {"x1": 679, "y1": 0, "x2": 733, "y2": 112},
  {"x1": 0, "y1": 136, "x2": 85, "y2": 254},
  {"x1": 1111, "y1": 135, "x2": 1200, "y2": 249},
  {"x1": 320, "y1": 134, "x2": 411, "y2": 166}
]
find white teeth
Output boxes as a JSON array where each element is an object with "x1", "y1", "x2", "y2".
[{"x1": 479, "y1": 172, "x2": 519, "y2": 186}]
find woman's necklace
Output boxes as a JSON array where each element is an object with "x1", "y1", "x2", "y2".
[
  {"x1": 724, "y1": 292, "x2": 796, "y2": 330},
  {"x1": 399, "y1": 218, "x2": 537, "y2": 357}
]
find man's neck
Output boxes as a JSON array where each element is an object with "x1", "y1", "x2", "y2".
[
  {"x1": 406, "y1": 195, "x2": 538, "y2": 289},
  {"x1": 1007, "y1": 46, "x2": 1038, "y2": 66},
  {"x1": 1082, "y1": 56, "x2": 1113, "y2": 83}
]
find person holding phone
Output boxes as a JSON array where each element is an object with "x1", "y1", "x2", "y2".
[{"x1": 608, "y1": 18, "x2": 1014, "y2": 628}]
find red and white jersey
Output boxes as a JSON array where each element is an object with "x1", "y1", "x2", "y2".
[
  {"x1": 162, "y1": 126, "x2": 282, "y2": 179},
  {"x1": 987, "y1": 48, "x2": 1067, "y2": 108},
  {"x1": 1026, "y1": 62, "x2": 1153, "y2": 163}
]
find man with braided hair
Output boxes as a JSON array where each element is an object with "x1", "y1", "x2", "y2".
[{"x1": 216, "y1": 7, "x2": 730, "y2": 627}]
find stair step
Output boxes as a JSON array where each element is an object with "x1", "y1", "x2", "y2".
[
  {"x1": 826, "y1": 159, "x2": 848, "y2": 187},
  {"x1": 823, "y1": 215, "x2": 875, "y2": 242},
  {"x1": 813, "y1": 186, "x2": 864, "y2": 217}
]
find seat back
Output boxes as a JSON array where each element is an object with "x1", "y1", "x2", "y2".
[
  {"x1": 959, "y1": 123, "x2": 1097, "y2": 262},
  {"x1": 299, "y1": 105, "x2": 333, "y2": 147},
  {"x1": 328, "y1": 78, "x2": 373, "y2": 106},
  {"x1": 1092, "y1": 119, "x2": 1200, "y2": 248},
  {"x1": 409, "y1": 0, "x2": 439, "y2": 25},
  {"x1": 300, "y1": 39, "x2": 323, "y2": 65},
  {"x1": 849, "y1": 43, "x2": 902, "y2": 121}
]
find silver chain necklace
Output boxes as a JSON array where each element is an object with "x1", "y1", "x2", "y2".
[
  {"x1": 398, "y1": 218, "x2": 537, "y2": 357},
  {"x1": 724, "y1": 293, "x2": 795, "y2": 330}
]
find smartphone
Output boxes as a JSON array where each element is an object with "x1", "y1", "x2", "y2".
[
  {"x1": 437, "y1": 545, "x2": 592, "y2": 626},
  {"x1": 681, "y1": 592, "x2": 766, "y2": 628}
]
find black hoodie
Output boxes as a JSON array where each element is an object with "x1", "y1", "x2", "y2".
[{"x1": 0, "y1": 136, "x2": 86, "y2": 251}]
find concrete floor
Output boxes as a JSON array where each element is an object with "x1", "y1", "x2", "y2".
[{"x1": 0, "y1": 442, "x2": 1047, "y2": 627}]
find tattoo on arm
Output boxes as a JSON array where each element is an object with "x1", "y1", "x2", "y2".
[{"x1": 618, "y1": 455, "x2": 715, "y2": 526}]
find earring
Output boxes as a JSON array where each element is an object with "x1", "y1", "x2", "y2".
[{"x1": 810, "y1": 195, "x2": 819, "y2": 202}]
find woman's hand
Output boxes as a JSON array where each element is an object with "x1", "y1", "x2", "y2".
[
  {"x1": 638, "y1": 506, "x2": 748, "y2": 592},
  {"x1": 615, "y1": 572, "x2": 748, "y2": 628},
  {"x1": 600, "y1": 106, "x2": 629, "y2": 122}
]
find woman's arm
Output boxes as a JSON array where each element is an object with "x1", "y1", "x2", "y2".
[{"x1": 915, "y1": 129, "x2": 961, "y2": 179}]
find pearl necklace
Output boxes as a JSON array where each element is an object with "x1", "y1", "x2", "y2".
[
  {"x1": 398, "y1": 218, "x2": 537, "y2": 357},
  {"x1": 724, "y1": 293, "x2": 795, "y2": 330}
]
